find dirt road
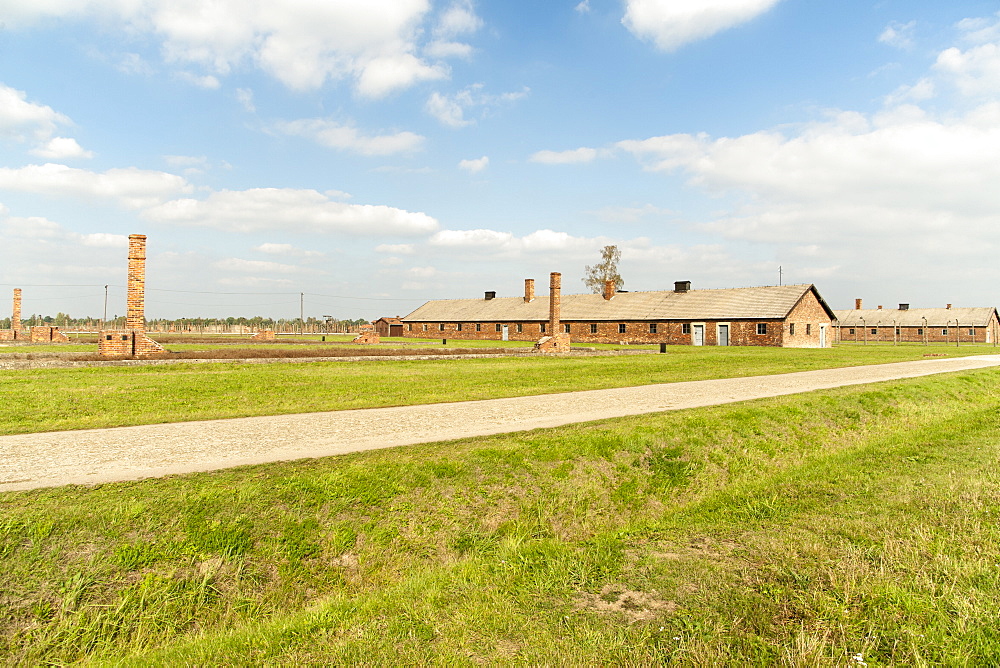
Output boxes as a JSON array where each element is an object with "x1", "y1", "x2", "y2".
[{"x1": 3, "y1": 355, "x2": 999, "y2": 492}]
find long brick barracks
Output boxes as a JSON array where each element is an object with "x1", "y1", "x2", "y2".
[{"x1": 401, "y1": 277, "x2": 837, "y2": 348}]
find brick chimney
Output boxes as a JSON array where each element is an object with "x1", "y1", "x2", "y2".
[
  {"x1": 11, "y1": 288, "x2": 21, "y2": 336},
  {"x1": 484, "y1": 291, "x2": 496, "y2": 301},
  {"x1": 524, "y1": 279, "x2": 535, "y2": 303},
  {"x1": 127, "y1": 234, "x2": 147, "y2": 332},
  {"x1": 549, "y1": 272, "x2": 561, "y2": 334},
  {"x1": 855, "y1": 298, "x2": 862, "y2": 310},
  {"x1": 877, "y1": 305, "x2": 883, "y2": 310},
  {"x1": 946, "y1": 303, "x2": 952, "y2": 309},
  {"x1": 603, "y1": 279, "x2": 615, "y2": 300}
]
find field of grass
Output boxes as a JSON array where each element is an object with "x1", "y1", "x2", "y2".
[
  {"x1": 2, "y1": 368, "x2": 999, "y2": 664},
  {"x1": 0, "y1": 343, "x2": 998, "y2": 436}
]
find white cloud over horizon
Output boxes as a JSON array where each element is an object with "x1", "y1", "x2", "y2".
[
  {"x1": 622, "y1": 0, "x2": 783, "y2": 52},
  {"x1": 274, "y1": 118, "x2": 425, "y2": 156}
]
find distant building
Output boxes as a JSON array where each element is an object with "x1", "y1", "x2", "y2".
[
  {"x1": 834, "y1": 300, "x2": 1000, "y2": 344},
  {"x1": 401, "y1": 280, "x2": 835, "y2": 348},
  {"x1": 373, "y1": 316, "x2": 404, "y2": 337}
]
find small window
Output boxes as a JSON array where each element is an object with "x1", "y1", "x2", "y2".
[
  {"x1": 969, "y1": 328, "x2": 975, "y2": 336},
  {"x1": 806, "y1": 324, "x2": 811, "y2": 335},
  {"x1": 682, "y1": 323, "x2": 691, "y2": 334},
  {"x1": 941, "y1": 328, "x2": 948, "y2": 336},
  {"x1": 105, "y1": 334, "x2": 113, "y2": 341},
  {"x1": 849, "y1": 328, "x2": 855, "y2": 335},
  {"x1": 649, "y1": 323, "x2": 657, "y2": 334},
  {"x1": 789, "y1": 323, "x2": 795, "y2": 335},
  {"x1": 457, "y1": 323, "x2": 463, "y2": 332},
  {"x1": 564, "y1": 323, "x2": 571, "y2": 333},
  {"x1": 439, "y1": 323, "x2": 446, "y2": 331},
  {"x1": 757, "y1": 323, "x2": 767, "y2": 335},
  {"x1": 516, "y1": 323, "x2": 523, "y2": 333},
  {"x1": 422, "y1": 324, "x2": 428, "y2": 331},
  {"x1": 895, "y1": 327, "x2": 900, "y2": 336},
  {"x1": 540, "y1": 323, "x2": 546, "y2": 333},
  {"x1": 618, "y1": 323, "x2": 627, "y2": 334},
  {"x1": 495, "y1": 323, "x2": 502, "y2": 332},
  {"x1": 476, "y1": 323, "x2": 481, "y2": 332},
  {"x1": 870, "y1": 328, "x2": 877, "y2": 335},
  {"x1": 917, "y1": 328, "x2": 923, "y2": 335},
  {"x1": 590, "y1": 323, "x2": 597, "y2": 334},
  {"x1": 407, "y1": 323, "x2": 413, "y2": 331}
]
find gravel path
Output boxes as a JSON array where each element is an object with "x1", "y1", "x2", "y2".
[{"x1": 3, "y1": 355, "x2": 1000, "y2": 492}]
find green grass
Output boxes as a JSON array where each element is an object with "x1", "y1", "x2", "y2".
[
  {"x1": 2, "y1": 368, "x2": 999, "y2": 664},
  {"x1": 0, "y1": 343, "x2": 998, "y2": 435}
]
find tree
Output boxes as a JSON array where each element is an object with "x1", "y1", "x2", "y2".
[{"x1": 582, "y1": 245, "x2": 623, "y2": 294}]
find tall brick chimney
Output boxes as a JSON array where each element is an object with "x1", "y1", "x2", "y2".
[
  {"x1": 11, "y1": 288, "x2": 21, "y2": 336},
  {"x1": 855, "y1": 298, "x2": 862, "y2": 310},
  {"x1": 603, "y1": 279, "x2": 615, "y2": 300},
  {"x1": 524, "y1": 278, "x2": 535, "y2": 303},
  {"x1": 126, "y1": 234, "x2": 147, "y2": 332},
  {"x1": 549, "y1": 272, "x2": 561, "y2": 334}
]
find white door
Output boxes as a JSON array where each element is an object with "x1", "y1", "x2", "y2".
[
  {"x1": 502, "y1": 325, "x2": 509, "y2": 341},
  {"x1": 717, "y1": 324, "x2": 729, "y2": 346},
  {"x1": 819, "y1": 324, "x2": 827, "y2": 347},
  {"x1": 693, "y1": 324, "x2": 704, "y2": 346}
]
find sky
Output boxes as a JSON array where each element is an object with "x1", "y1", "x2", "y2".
[{"x1": 2, "y1": 0, "x2": 1000, "y2": 322}]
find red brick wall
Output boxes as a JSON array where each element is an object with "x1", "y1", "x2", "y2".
[
  {"x1": 98, "y1": 331, "x2": 165, "y2": 357},
  {"x1": 781, "y1": 290, "x2": 833, "y2": 348},
  {"x1": 126, "y1": 235, "x2": 147, "y2": 332},
  {"x1": 838, "y1": 323, "x2": 997, "y2": 344},
  {"x1": 11, "y1": 288, "x2": 21, "y2": 336},
  {"x1": 29, "y1": 326, "x2": 69, "y2": 343}
]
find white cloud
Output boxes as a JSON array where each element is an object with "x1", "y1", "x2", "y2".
[
  {"x1": 459, "y1": 156, "x2": 488, "y2": 173},
  {"x1": 426, "y1": 91, "x2": 471, "y2": 127},
  {"x1": 934, "y1": 43, "x2": 1000, "y2": 97},
  {"x1": 375, "y1": 243, "x2": 415, "y2": 254},
  {"x1": 30, "y1": 137, "x2": 94, "y2": 159},
  {"x1": 529, "y1": 147, "x2": 598, "y2": 164},
  {"x1": 143, "y1": 187, "x2": 440, "y2": 237},
  {"x1": 879, "y1": 21, "x2": 916, "y2": 50},
  {"x1": 407, "y1": 265, "x2": 438, "y2": 278},
  {"x1": 253, "y1": 242, "x2": 324, "y2": 258},
  {"x1": 430, "y1": 229, "x2": 513, "y2": 247},
  {"x1": 622, "y1": 0, "x2": 783, "y2": 51},
  {"x1": 575, "y1": 1, "x2": 591, "y2": 14},
  {"x1": 214, "y1": 258, "x2": 302, "y2": 273},
  {"x1": 236, "y1": 88, "x2": 255, "y2": 112},
  {"x1": 426, "y1": 84, "x2": 529, "y2": 127},
  {"x1": 590, "y1": 204, "x2": 675, "y2": 223},
  {"x1": 274, "y1": 118, "x2": 424, "y2": 156},
  {"x1": 0, "y1": 163, "x2": 192, "y2": 208},
  {"x1": 175, "y1": 72, "x2": 221, "y2": 89}
]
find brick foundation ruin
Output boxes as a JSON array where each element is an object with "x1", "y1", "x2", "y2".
[
  {"x1": 0, "y1": 288, "x2": 69, "y2": 343},
  {"x1": 534, "y1": 271, "x2": 571, "y2": 353},
  {"x1": 251, "y1": 329, "x2": 276, "y2": 341},
  {"x1": 98, "y1": 234, "x2": 165, "y2": 357}
]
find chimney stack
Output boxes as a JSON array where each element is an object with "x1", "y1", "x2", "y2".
[
  {"x1": 899, "y1": 303, "x2": 909, "y2": 311},
  {"x1": 126, "y1": 234, "x2": 148, "y2": 332},
  {"x1": 484, "y1": 291, "x2": 496, "y2": 301},
  {"x1": 549, "y1": 272, "x2": 561, "y2": 334},
  {"x1": 855, "y1": 298, "x2": 863, "y2": 310},
  {"x1": 524, "y1": 279, "x2": 534, "y2": 303},
  {"x1": 11, "y1": 288, "x2": 21, "y2": 336},
  {"x1": 946, "y1": 303, "x2": 952, "y2": 310},
  {"x1": 674, "y1": 281, "x2": 691, "y2": 293},
  {"x1": 877, "y1": 305, "x2": 883, "y2": 310},
  {"x1": 603, "y1": 279, "x2": 615, "y2": 300}
]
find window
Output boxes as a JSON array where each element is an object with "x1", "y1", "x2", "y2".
[
  {"x1": 870, "y1": 328, "x2": 877, "y2": 335},
  {"x1": 895, "y1": 327, "x2": 900, "y2": 336},
  {"x1": 682, "y1": 323, "x2": 691, "y2": 334},
  {"x1": 649, "y1": 323, "x2": 657, "y2": 334},
  {"x1": 806, "y1": 324, "x2": 811, "y2": 335},
  {"x1": 439, "y1": 323, "x2": 445, "y2": 331},
  {"x1": 516, "y1": 323, "x2": 523, "y2": 333},
  {"x1": 422, "y1": 324, "x2": 428, "y2": 331},
  {"x1": 849, "y1": 328, "x2": 855, "y2": 335},
  {"x1": 495, "y1": 323, "x2": 502, "y2": 332},
  {"x1": 407, "y1": 323, "x2": 413, "y2": 331},
  {"x1": 917, "y1": 328, "x2": 923, "y2": 335},
  {"x1": 540, "y1": 323, "x2": 546, "y2": 333},
  {"x1": 941, "y1": 328, "x2": 948, "y2": 336},
  {"x1": 476, "y1": 323, "x2": 481, "y2": 332},
  {"x1": 969, "y1": 328, "x2": 975, "y2": 336},
  {"x1": 618, "y1": 323, "x2": 627, "y2": 334},
  {"x1": 590, "y1": 323, "x2": 598, "y2": 334},
  {"x1": 757, "y1": 323, "x2": 767, "y2": 335},
  {"x1": 789, "y1": 323, "x2": 795, "y2": 335},
  {"x1": 457, "y1": 323, "x2": 463, "y2": 332},
  {"x1": 564, "y1": 323, "x2": 571, "y2": 333}
]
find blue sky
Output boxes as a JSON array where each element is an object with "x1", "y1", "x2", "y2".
[{"x1": 2, "y1": 0, "x2": 999, "y2": 321}]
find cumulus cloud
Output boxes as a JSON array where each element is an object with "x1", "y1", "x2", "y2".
[
  {"x1": 2, "y1": 1, "x2": 477, "y2": 97},
  {"x1": 0, "y1": 84, "x2": 92, "y2": 157},
  {"x1": 425, "y1": 84, "x2": 529, "y2": 127},
  {"x1": 253, "y1": 242, "x2": 324, "y2": 258},
  {"x1": 274, "y1": 118, "x2": 424, "y2": 156},
  {"x1": 459, "y1": 156, "x2": 488, "y2": 173},
  {"x1": 143, "y1": 187, "x2": 439, "y2": 237},
  {"x1": 529, "y1": 147, "x2": 598, "y2": 164},
  {"x1": 30, "y1": 137, "x2": 94, "y2": 159},
  {"x1": 622, "y1": 0, "x2": 783, "y2": 51},
  {"x1": 879, "y1": 21, "x2": 916, "y2": 50},
  {"x1": 375, "y1": 243, "x2": 416, "y2": 254},
  {"x1": 0, "y1": 163, "x2": 192, "y2": 208},
  {"x1": 214, "y1": 257, "x2": 302, "y2": 273}
]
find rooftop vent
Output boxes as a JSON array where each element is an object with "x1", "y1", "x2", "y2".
[
  {"x1": 674, "y1": 281, "x2": 691, "y2": 293},
  {"x1": 899, "y1": 303, "x2": 909, "y2": 310},
  {"x1": 485, "y1": 291, "x2": 496, "y2": 300}
]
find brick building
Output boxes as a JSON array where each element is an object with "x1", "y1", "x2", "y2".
[
  {"x1": 834, "y1": 301, "x2": 1000, "y2": 344},
  {"x1": 402, "y1": 280, "x2": 835, "y2": 348},
  {"x1": 373, "y1": 317, "x2": 404, "y2": 337}
]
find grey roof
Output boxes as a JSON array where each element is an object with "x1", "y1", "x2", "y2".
[
  {"x1": 833, "y1": 307, "x2": 999, "y2": 328},
  {"x1": 403, "y1": 284, "x2": 833, "y2": 322}
]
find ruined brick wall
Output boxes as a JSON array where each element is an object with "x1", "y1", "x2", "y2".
[
  {"x1": 98, "y1": 331, "x2": 165, "y2": 357},
  {"x1": 29, "y1": 326, "x2": 69, "y2": 343},
  {"x1": 251, "y1": 329, "x2": 276, "y2": 340},
  {"x1": 126, "y1": 235, "x2": 147, "y2": 332},
  {"x1": 353, "y1": 331, "x2": 380, "y2": 344},
  {"x1": 533, "y1": 333, "x2": 570, "y2": 353}
]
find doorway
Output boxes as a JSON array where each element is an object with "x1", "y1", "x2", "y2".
[
  {"x1": 692, "y1": 324, "x2": 704, "y2": 346},
  {"x1": 717, "y1": 324, "x2": 729, "y2": 346}
]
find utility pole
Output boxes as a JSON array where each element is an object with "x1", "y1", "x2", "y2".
[
  {"x1": 300, "y1": 292, "x2": 304, "y2": 335},
  {"x1": 778, "y1": 266, "x2": 783, "y2": 286},
  {"x1": 103, "y1": 284, "x2": 108, "y2": 329}
]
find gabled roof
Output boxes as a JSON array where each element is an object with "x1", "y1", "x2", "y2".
[
  {"x1": 373, "y1": 316, "x2": 403, "y2": 325},
  {"x1": 833, "y1": 307, "x2": 999, "y2": 328},
  {"x1": 403, "y1": 284, "x2": 835, "y2": 322}
]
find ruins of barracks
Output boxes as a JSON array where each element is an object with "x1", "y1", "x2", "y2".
[
  {"x1": 401, "y1": 279, "x2": 836, "y2": 348},
  {"x1": 834, "y1": 299, "x2": 1000, "y2": 345}
]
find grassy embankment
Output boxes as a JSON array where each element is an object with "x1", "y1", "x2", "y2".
[
  {"x1": 2, "y1": 367, "x2": 999, "y2": 664},
  {"x1": 0, "y1": 344, "x2": 998, "y2": 435}
]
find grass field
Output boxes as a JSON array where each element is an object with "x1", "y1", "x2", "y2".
[{"x1": 2, "y1": 367, "x2": 999, "y2": 664}]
